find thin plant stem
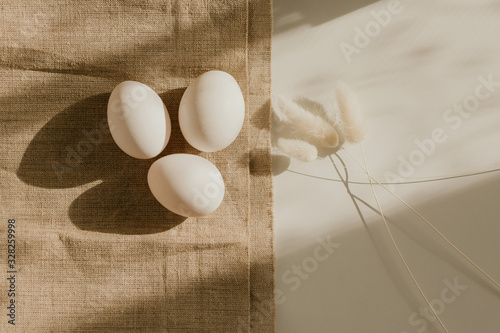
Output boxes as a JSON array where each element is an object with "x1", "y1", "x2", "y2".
[
  {"x1": 286, "y1": 167, "x2": 500, "y2": 186},
  {"x1": 358, "y1": 144, "x2": 449, "y2": 333},
  {"x1": 341, "y1": 147, "x2": 500, "y2": 291}
]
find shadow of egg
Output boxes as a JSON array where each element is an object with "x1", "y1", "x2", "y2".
[
  {"x1": 68, "y1": 171, "x2": 187, "y2": 235},
  {"x1": 16, "y1": 93, "x2": 133, "y2": 189}
]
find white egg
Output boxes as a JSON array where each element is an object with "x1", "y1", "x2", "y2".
[
  {"x1": 107, "y1": 81, "x2": 171, "y2": 159},
  {"x1": 147, "y1": 154, "x2": 225, "y2": 217},
  {"x1": 179, "y1": 70, "x2": 245, "y2": 152}
]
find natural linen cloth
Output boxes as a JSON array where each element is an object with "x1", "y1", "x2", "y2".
[{"x1": 0, "y1": 1, "x2": 274, "y2": 332}]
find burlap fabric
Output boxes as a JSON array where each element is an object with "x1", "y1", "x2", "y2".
[{"x1": 0, "y1": 1, "x2": 273, "y2": 331}]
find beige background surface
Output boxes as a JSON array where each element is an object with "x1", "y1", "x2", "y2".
[{"x1": 273, "y1": 0, "x2": 500, "y2": 332}]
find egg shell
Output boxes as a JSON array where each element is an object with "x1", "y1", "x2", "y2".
[
  {"x1": 179, "y1": 70, "x2": 245, "y2": 152},
  {"x1": 147, "y1": 154, "x2": 225, "y2": 217},
  {"x1": 108, "y1": 81, "x2": 171, "y2": 159}
]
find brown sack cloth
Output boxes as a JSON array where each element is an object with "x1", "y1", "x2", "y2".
[{"x1": 0, "y1": 0, "x2": 274, "y2": 332}]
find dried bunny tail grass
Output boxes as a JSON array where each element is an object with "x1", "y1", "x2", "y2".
[
  {"x1": 276, "y1": 137, "x2": 318, "y2": 162},
  {"x1": 271, "y1": 96, "x2": 287, "y2": 121},
  {"x1": 278, "y1": 96, "x2": 339, "y2": 148},
  {"x1": 335, "y1": 81, "x2": 366, "y2": 143}
]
